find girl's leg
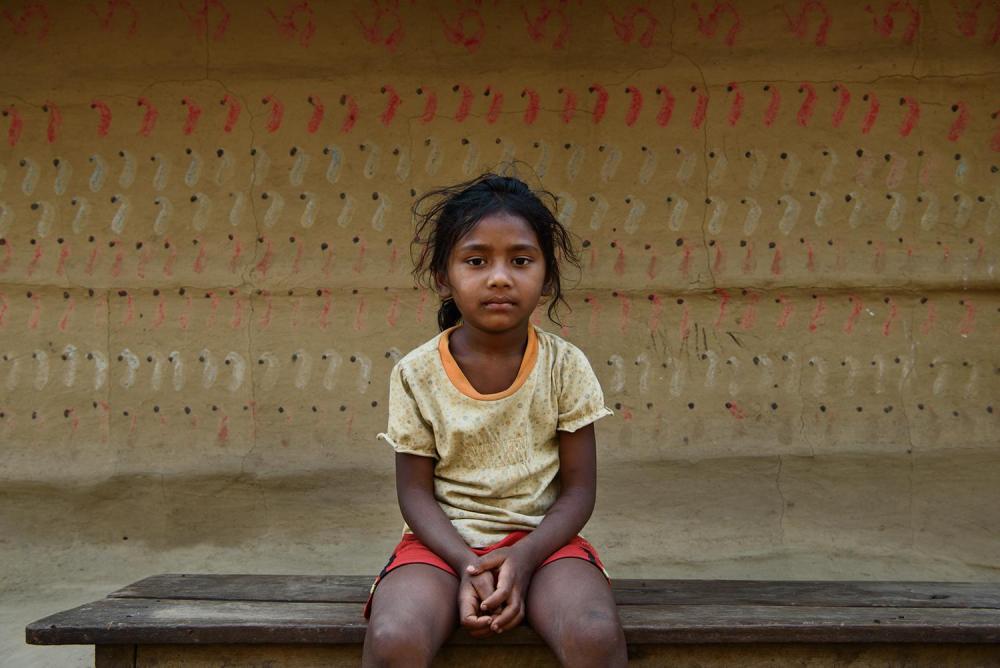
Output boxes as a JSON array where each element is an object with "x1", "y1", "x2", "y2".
[
  {"x1": 525, "y1": 558, "x2": 627, "y2": 668},
  {"x1": 362, "y1": 563, "x2": 458, "y2": 668}
]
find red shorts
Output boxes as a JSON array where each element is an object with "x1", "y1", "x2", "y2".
[{"x1": 364, "y1": 530, "x2": 609, "y2": 618}]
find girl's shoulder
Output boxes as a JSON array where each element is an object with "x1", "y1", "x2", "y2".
[
  {"x1": 533, "y1": 326, "x2": 593, "y2": 370},
  {"x1": 393, "y1": 331, "x2": 445, "y2": 374}
]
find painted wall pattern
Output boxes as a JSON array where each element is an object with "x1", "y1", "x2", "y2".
[{"x1": 0, "y1": 0, "x2": 998, "y2": 577}]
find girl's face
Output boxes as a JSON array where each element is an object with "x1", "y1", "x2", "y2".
[{"x1": 438, "y1": 212, "x2": 548, "y2": 334}]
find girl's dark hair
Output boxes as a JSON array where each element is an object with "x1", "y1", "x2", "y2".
[{"x1": 411, "y1": 172, "x2": 581, "y2": 331}]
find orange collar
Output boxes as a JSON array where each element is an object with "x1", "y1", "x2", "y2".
[{"x1": 438, "y1": 325, "x2": 538, "y2": 400}]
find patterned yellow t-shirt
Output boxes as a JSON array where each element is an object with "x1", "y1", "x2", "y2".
[{"x1": 377, "y1": 324, "x2": 613, "y2": 548}]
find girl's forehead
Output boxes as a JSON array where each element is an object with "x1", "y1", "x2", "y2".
[{"x1": 459, "y1": 212, "x2": 538, "y2": 243}]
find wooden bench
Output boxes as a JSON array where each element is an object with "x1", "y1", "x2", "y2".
[{"x1": 26, "y1": 574, "x2": 1000, "y2": 666}]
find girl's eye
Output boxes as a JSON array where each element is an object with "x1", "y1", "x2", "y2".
[
  {"x1": 513, "y1": 257, "x2": 532, "y2": 266},
  {"x1": 466, "y1": 257, "x2": 485, "y2": 266}
]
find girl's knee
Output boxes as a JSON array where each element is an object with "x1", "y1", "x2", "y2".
[
  {"x1": 555, "y1": 609, "x2": 626, "y2": 665},
  {"x1": 365, "y1": 616, "x2": 436, "y2": 667}
]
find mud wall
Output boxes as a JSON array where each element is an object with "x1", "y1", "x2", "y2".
[{"x1": 2, "y1": 2, "x2": 999, "y2": 641}]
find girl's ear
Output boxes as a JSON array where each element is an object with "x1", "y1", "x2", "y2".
[{"x1": 434, "y1": 272, "x2": 452, "y2": 298}]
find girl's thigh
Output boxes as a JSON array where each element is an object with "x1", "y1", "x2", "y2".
[
  {"x1": 366, "y1": 563, "x2": 458, "y2": 650},
  {"x1": 526, "y1": 558, "x2": 625, "y2": 663}
]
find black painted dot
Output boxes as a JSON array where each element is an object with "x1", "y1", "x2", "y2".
[
  {"x1": 687, "y1": 402, "x2": 695, "y2": 409},
  {"x1": 856, "y1": 406, "x2": 863, "y2": 412},
  {"x1": 819, "y1": 405, "x2": 826, "y2": 412}
]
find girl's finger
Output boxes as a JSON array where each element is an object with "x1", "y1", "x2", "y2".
[
  {"x1": 491, "y1": 597, "x2": 522, "y2": 633},
  {"x1": 467, "y1": 551, "x2": 505, "y2": 574},
  {"x1": 479, "y1": 584, "x2": 511, "y2": 611}
]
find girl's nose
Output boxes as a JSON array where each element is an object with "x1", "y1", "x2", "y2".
[{"x1": 487, "y1": 265, "x2": 512, "y2": 287}]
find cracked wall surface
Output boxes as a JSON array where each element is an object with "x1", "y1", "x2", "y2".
[{"x1": 2, "y1": 2, "x2": 1000, "y2": 661}]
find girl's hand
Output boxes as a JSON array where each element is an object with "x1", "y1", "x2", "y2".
[
  {"x1": 465, "y1": 547, "x2": 533, "y2": 634},
  {"x1": 458, "y1": 567, "x2": 497, "y2": 638}
]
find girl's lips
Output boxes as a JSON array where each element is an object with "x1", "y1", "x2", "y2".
[{"x1": 483, "y1": 300, "x2": 515, "y2": 310}]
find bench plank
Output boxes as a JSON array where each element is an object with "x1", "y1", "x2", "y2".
[
  {"x1": 26, "y1": 597, "x2": 1000, "y2": 646},
  {"x1": 108, "y1": 574, "x2": 1000, "y2": 609}
]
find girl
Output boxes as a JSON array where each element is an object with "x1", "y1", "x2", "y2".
[{"x1": 362, "y1": 173, "x2": 627, "y2": 667}]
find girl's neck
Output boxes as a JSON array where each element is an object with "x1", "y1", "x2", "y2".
[{"x1": 450, "y1": 320, "x2": 530, "y2": 358}]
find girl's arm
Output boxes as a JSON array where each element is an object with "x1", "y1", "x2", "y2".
[{"x1": 395, "y1": 451, "x2": 479, "y2": 573}]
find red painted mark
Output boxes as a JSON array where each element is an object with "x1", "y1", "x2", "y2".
[
  {"x1": 713, "y1": 288, "x2": 731, "y2": 328},
  {"x1": 522, "y1": 1, "x2": 570, "y2": 48},
  {"x1": 712, "y1": 244, "x2": 725, "y2": 273},
  {"x1": 776, "y1": 294, "x2": 794, "y2": 329},
  {"x1": 647, "y1": 294, "x2": 663, "y2": 332},
  {"x1": 386, "y1": 294, "x2": 400, "y2": 328},
  {"x1": 796, "y1": 82, "x2": 817, "y2": 127},
  {"x1": 354, "y1": 0, "x2": 404, "y2": 52},
  {"x1": 353, "y1": 239, "x2": 366, "y2": 274},
  {"x1": 762, "y1": 85, "x2": 781, "y2": 128},
  {"x1": 219, "y1": 93, "x2": 241, "y2": 133},
  {"x1": 919, "y1": 300, "x2": 936, "y2": 335},
  {"x1": 230, "y1": 294, "x2": 245, "y2": 329},
  {"x1": 416, "y1": 88, "x2": 437, "y2": 124},
  {"x1": 25, "y1": 243, "x2": 43, "y2": 278},
  {"x1": 299, "y1": 94, "x2": 324, "y2": 133},
  {"x1": 3, "y1": 106, "x2": 23, "y2": 147},
  {"x1": 153, "y1": 295, "x2": 167, "y2": 328},
  {"x1": 90, "y1": 0, "x2": 138, "y2": 35},
  {"x1": 770, "y1": 243, "x2": 783, "y2": 275},
  {"x1": 738, "y1": 292, "x2": 759, "y2": 330},
  {"x1": 254, "y1": 237, "x2": 273, "y2": 278},
  {"x1": 646, "y1": 251, "x2": 659, "y2": 279},
  {"x1": 947, "y1": 100, "x2": 969, "y2": 142},
  {"x1": 39, "y1": 100, "x2": 61, "y2": 143},
  {"x1": 485, "y1": 86, "x2": 503, "y2": 125},
  {"x1": 340, "y1": 94, "x2": 358, "y2": 133},
  {"x1": 678, "y1": 300, "x2": 691, "y2": 341},
  {"x1": 521, "y1": 88, "x2": 539, "y2": 125},
  {"x1": 679, "y1": 243, "x2": 693, "y2": 277},
  {"x1": 379, "y1": 85, "x2": 402, "y2": 127},
  {"x1": 585, "y1": 295, "x2": 602, "y2": 336},
  {"x1": 178, "y1": 0, "x2": 230, "y2": 41},
  {"x1": 865, "y1": 0, "x2": 921, "y2": 44},
  {"x1": 0, "y1": 293, "x2": 7, "y2": 328},
  {"x1": 897, "y1": 95, "x2": 920, "y2": 137},
  {"x1": 655, "y1": 86, "x2": 675, "y2": 126},
  {"x1": 807, "y1": 296, "x2": 826, "y2": 332},
  {"x1": 57, "y1": 296, "x2": 74, "y2": 333},
  {"x1": 860, "y1": 92, "x2": 880, "y2": 134},
  {"x1": 84, "y1": 245, "x2": 100, "y2": 276},
  {"x1": 416, "y1": 292, "x2": 426, "y2": 325},
  {"x1": 353, "y1": 296, "x2": 366, "y2": 331},
  {"x1": 726, "y1": 82, "x2": 744, "y2": 126},
  {"x1": 992, "y1": 109, "x2": 1000, "y2": 152},
  {"x1": 726, "y1": 401, "x2": 746, "y2": 419},
  {"x1": 453, "y1": 83, "x2": 473, "y2": 122},
  {"x1": 181, "y1": 97, "x2": 202, "y2": 135},
  {"x1": 258, "y1": 292, "x2": 273, "y2": 329},
  {"x1": 690, "y1": 86, "x2": 708, "y2": 130},
  {"x1": 958, "y1": 299, "x2": 976, "y2": 335},
  {"x1": 109, "y1": 247, "x2": 124, "y2": 278},
  {"x1": 589, "y1": 84, "x2": 609, "y2": 124},
  {"x1": 228, "y1": 238, "x2": 242, "y2": 274},
  {"x1": 120, "y1": 293, "x2": 135, "y2": 326},
  {"x1": 691, "y1": 1, "x2": 742, "y2": 46},
  {"x1": 56, "y1": 243, "x2": 70, "y2": 276},
  {"x1": 741, "y1": 240, "x2": 755, "y2": 274},
  {"x1": 262, "y1": 94, "x2": 284, "y2": 133},
  {"x1": 90, "y1": 99, "x2": 112, "y2": 137},
  {"x1": 266, "y1": 1, "x2": 317, "y2": 47},
  {"x1": 873, "y1": 240, "x2": 886, "y2": 273},
  {"x1": 881, "y1": 297, "x2": 898, "y2": 336},
  {"x1": 831, "y1": 83, "x2": 851, "y2": 128},
  {"x1": 438, "y1": 6, "x2": 485, "y2": 52},
  {"x1": 291, "y1": 239, "x2": 303, "y2": 275},
  {"x1": 782, "y1": 0, "x2": 832, "y2": 45},
  {"x1": 2, "y1": 1, "x2": 51, "y2": 41},
  {"x1": 609, "y1": 5, "x2": 659, "y2": 47},
  {"x1": 843, "y1": 294, "x2": 863, "y2": 334},
  {"x1": 26, "y1": 292, "x2": 41, "y2": 329},
  {"x1": 624, "y1": 86, "x2": 643, "y2": 126},
  {"x1": 216, "y1": 415, "x2": 229, "y2": 443},
  {"x1": 616, "y1": 292, "x2": 631, "y2": 335},
  {"x1": 560, "y1": 88, "x2": 577, "y2": 124},
  {"x1": 193, "y1": 238, "x2": 207, "y2": 274},
  {"x1": 613, "y1": 244, "x2": 626, "y2": 275},
  {"x1": 137, "y1": 96, "x2": 158, "y2": 137}
]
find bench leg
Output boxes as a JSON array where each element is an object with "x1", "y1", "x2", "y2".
[{"x1": 96, "y1": 645, "x2": 136, "y2": 667}]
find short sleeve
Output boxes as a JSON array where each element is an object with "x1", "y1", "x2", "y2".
[
  {"x1": 376, "y1": 363, "x2": 436, "y2": 458},
  {"x1": 556, "y1": 344, "x2": 614, "y2": 433}
]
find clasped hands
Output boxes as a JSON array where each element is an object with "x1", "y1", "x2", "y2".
[{"x1": 458, "y1": 546, "x2": 533, "y2": 637}]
